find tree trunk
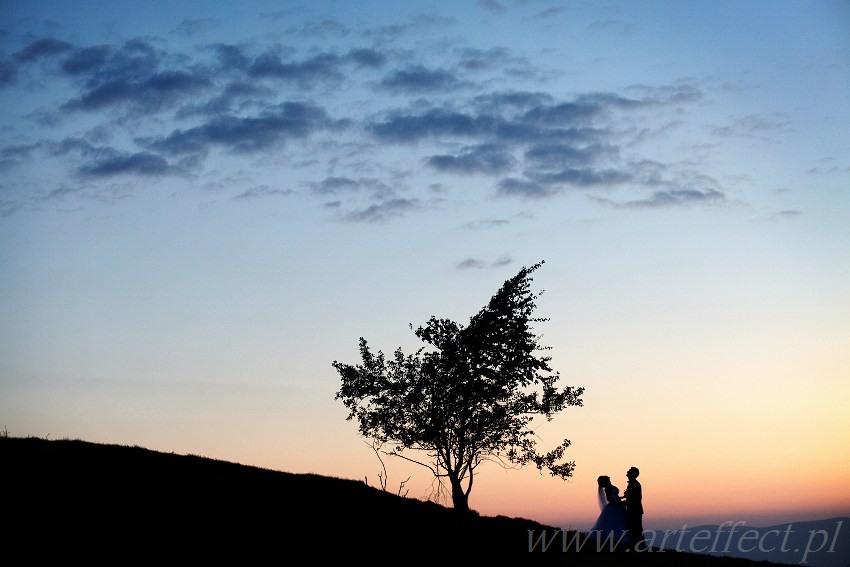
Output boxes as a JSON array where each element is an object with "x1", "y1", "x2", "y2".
[{"x1": 450, "y1": 477, "x2": 469, "y2": 512}]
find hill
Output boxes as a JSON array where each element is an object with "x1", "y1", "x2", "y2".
[
  {"x1": 654, "y1": 520, "x2": 849, "y2": 567},
  {"x1": 1, "y1": 436, "x2": 786, "y2": 563}
]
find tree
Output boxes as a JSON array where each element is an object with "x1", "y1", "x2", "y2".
[{"x1": 332, "y1": 261, "x2": 584, "y2": 513}]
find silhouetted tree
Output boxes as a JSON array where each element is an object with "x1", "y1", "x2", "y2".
[{"x1": 333, "y1": 261, "x2": 584, "y2": 513}]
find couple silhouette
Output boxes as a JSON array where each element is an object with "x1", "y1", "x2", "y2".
[{"x1": 590, "y1": 466, "x2": 644, "y2": 550}]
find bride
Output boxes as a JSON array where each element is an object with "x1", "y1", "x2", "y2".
[{"x1": 590, "y1": 475, "x2": 631, "y2": 547}]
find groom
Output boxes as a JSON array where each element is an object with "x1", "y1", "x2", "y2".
[{"x1": 623, "y1": 466, "x2": 644, "y2": 547}]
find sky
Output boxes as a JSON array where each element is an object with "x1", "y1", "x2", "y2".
[{"x1": 1, "y1": 0, "x2": 849, "y2": 531}]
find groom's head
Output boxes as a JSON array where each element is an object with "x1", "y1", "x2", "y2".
[{"x1": 627, "y1": 467, "x2": 639, "y2": 479}]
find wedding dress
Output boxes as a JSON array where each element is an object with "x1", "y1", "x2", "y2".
[{"x1": 591, "y1": 483, "x2": 631, "y2": 545}]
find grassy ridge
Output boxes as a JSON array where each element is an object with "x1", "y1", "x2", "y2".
[{"x1": 2, "y1": 436, "x2": 781, "y2": 563}]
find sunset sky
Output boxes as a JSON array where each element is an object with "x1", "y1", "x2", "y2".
[{"x1": 2, "y1": 0, "x2": 849, "y2": 530}]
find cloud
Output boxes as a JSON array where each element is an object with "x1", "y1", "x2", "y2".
[
  {"x1": 457, "y1": 258, "x2": 486, "y2": 269},
  {"x1": 248, "y1": 51, "x2": 345, "y2": 87},
  {"x1": 144, "y1": 102, "x2": 346, "y2": 155},
  {"x1": 456, "y1": 254, "x2": 512, "y2": 269},
  {"x1": 362, "y1": 12, "x2": 455, "y2": 40},
  {"x1": 0, "y1": 143, "x2": 38, "y2": 168},
  {"x1": 456, "y1": 47, "x2": 521, "y2": 71},
  {"x1": 60, "y1": 45, "x2": 113, "y2": 75},
  {"x1": 497, "y1": 178, "x2": 558, "y2": 199},
  {"x1": 531, "y1": 7, "x2": 565, "y2": 20},
  {"x1": 89, "y1": 39, "x2": 161, "y2": 81},
  {"x1": 62, "y1": 70, "x2": 212, "y2": 113},
  {"x1": 587, "y1": 19, "x2": 636, "y2": 35},
  {"x1": 771, "y1": 209, "x2": 802, "y2": 220},
  {"x1": 294, "y1": 19, "x2": 350, "y2": 39},
  {"x1": 0, "y1": 37, "x2": 77, "y2": 87},
  {"x1": 0, "y1": 196, "x2": 19, "y2": 217},
  {"x1": 472, "y1": 90, "x2": 554, "y2": 111},
  {"x1": 346, "y1": 48, "x2": 386, "y2": 68},
  {"x1": 378, "y1": 65, "x2": 466, "y2": 93},
  {"x1": 312, "y1": 176, "x2": 361, "y2": 194},
  {"x1": 0, "y1": 59, "x2": 16, "y2": 87},
  {"x1": 340, "y1": 198, "x2": 422, "y2": 222},
  {"x1": 524, "y1": 142, "x2": 617, "y2": 168},
  {"x1": 624, "y1": 83, "x2": 702, "y2": 105},
  {"x1": 711, "y1": 112, "x2": 792, "y2": 138},
  {"x1": 595, "y1": 188, "x2": 725, "y2": 208},
  {"x1": 13, "y1": 38, "x2": 72, "y2": 62},
  {"x1": 233, "y1": 184, "x2": 293, "y2": 200},
  {"x1": 53, "y1": 39, "x2": 217, "y2": 116},
  {"x1": 369, "y1": 108, "x2": 496, "y2": 142},
  {"x1": 0, "y1": 28, "x2": 719, "y2": 215},
  {"x1": 521, "y1": 100, "x2": 608, "y2": 125},
  {"x1": 366, "y1": 86, "x2": 718, "y2": 205},
  {"x1": 77, "y1": 151, "x2": 175, "y2": 177},
  {"x1": 426, "y1": 144, "x2": 516, "y2": 175},
  {"x1": 177, "y1": 81, "x2": 273, "y2": 117},
  {"x1": 806, "y1": 163, "x2": 850, "y2": 175},
  {"x1": 478, "y1": 0, "x2": 506, "y2": 13},
  {"x1": 1, "y1": 137, "x2": 108, "y2": 169},
  {"x1": 210, "y1": 44, "x2": 252, "y2": 71},
  {"x1": 368, "y1": 94, "x2": 621, "y2": 146},
  {"x1": 172, "y1": 18, "x2": 221, "y2": 37},
  {"x1": 459, "y1": 219, "x2": 510, "y2": 230},
  {"x1": 526, "y1": 167, "x2": 632, "y2": 187},
  {"x1": 311, "y1": 176, "x2": 395, "y2": 200}
]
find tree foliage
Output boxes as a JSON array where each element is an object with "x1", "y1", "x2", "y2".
[{"x1": 332, "y1": 261, "x2": 584, "y2": 512}]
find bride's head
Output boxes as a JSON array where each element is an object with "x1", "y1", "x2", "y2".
[{"x1": 597, "y1": 475, "x2": 611, "y2": 487}]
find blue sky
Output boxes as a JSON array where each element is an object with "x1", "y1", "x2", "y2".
[{"x1": 2, "y1": 0, "x2": 849, "y2": 529}]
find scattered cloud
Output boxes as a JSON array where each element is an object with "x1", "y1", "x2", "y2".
[
  {"x1": 310, "y1": 176, "x2": 395, "y2": 200},
  {"x1": 77, "y1": 151, "x2": 176, "y2": 178},
  {"x1": 478, "y1": 0, "x2": 506, "y2": 13},
  {"x1": 711, "y1": 113, "x2": 793, "y2": 139},
  {"x1": 247, "y1": 51, "x2": 346, "y2": 87},
  {"x1": 61, "y1": 45, "x2": 113, "y2": 75},
  {"x1": 806, "y1": 164, "x2": 850, "y2": 175},
  {"x1": 172, "y1": 18, "x2": 221, "y2": 37},
  {"x1": 426, "y1": 144, "x2": 516, "y2": 175},
  {"x1": 176, "y1": 81, "x2": 273, "y2": 117},
  {"x1": 457, "y1": 258, "x2": 487, "y2": 269},
  {"x1": 209, "y1": 44, "x2": 252, "y2": 71},
  {"x1": 772, "y1": 209, "x2": 802, "y2": 219},
  {"x1": 531, "y1": 8, "x2": 565, "y2": 20},
  {"x1": 368, "y1": 108, "x2": 496, "y2": 142},
  {"x1": 0, "y1": 30, "x2": 725, "y2": 217},
  {"x1": 346, "y1": 48, "x2": 386, "y2": 68},
  {"x1": 0, "y1": 59, "x2": 16, "y2": 87},
  {"x1": 526, "y1": 167, "x2": 632, "y2": 187},
  {"x1": 233, "y1": 184, "x2": 294, "y2": 200},
  {"x1": 62, "y1": 70, "x2": 212, "y2": 113},
  {"x1": 459, "y1": 219, "x2": 510, "y2": 230},
  {"x1": 378, "y1": 65, "x2": 466, "y2": 93},
  {"x1": 593, "y1": 188, "x2": 725, "y2": 209},
  {"x1": 312, "y1": 176, "x2": 361, "y2": 194},
  {"x1": 340, "y1": 197, "x2": 423, "y2": 222},
  {"x1": 361, "y1": 12, "x2": 455, "y2": 41},
  {"x1": 455, "y1": 47, "x2": 525, "y2": 72},
  {"x1": 293, "y1": 19, "x2": 350, "y2": 39},
  {"x1": 13, "y1": 37, "x2": 72, "y2": 62},
  {"x1": 524, "y1": 142, "x2": 617, "y2": 169},
  {"x1": 456, "y1": 254, "x2": 512, "y2": 269},
  {"x1": 143, "y1": 102, "x2": 347, "y2": 156},
  {"x1": 587, "y1": 19, "x2": 634, "y2": 34},
  {"x1": 497, "y1": 177, "x2": 558, "y2": 199}
]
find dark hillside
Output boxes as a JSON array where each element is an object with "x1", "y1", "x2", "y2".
[{"x1": 1, "y1": 436, "x2": 782, "y2": 564}]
